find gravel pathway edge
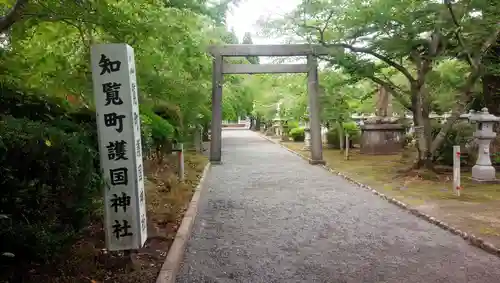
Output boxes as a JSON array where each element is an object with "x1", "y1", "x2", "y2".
[
  {"x1": 259, "y1": 133, "x2": 500, "y2": 259},
  {"x1": 155, "y1": 162, "x2": 211, "y2": 283}
]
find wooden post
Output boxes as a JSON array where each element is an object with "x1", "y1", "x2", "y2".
[
  {"x1": 178, "y1": 143, "x2": 185, "y2": 182},
  {"x1": 453, "y1": 145, "x2": 461, "y2": 196}
]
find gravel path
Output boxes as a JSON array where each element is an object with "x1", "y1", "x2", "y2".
[{"x1": 177, "y1": 130, "x2": 500, "y2": 283}]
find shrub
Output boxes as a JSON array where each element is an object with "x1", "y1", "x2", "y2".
[
  {"x1": 0, "y1": 85, "x2": 71, "y2": 122},
  {"x1": 0, "y1": 117, "x2": 102, "y2": 262},
  {"x1": 289, "y1": 127, "x2": 305, "y2": 142},
  {"x1": 286, "y1": 120, "x2": 300, "y2": 129},
  {"x1": 326, "y1": 122, "x2": 361, "y2": 148},
  {"x1": 141, "y1": 108, "x2": 175, "y2": 158},
  {"x1": 431, "y1": 120, "x2": 474, "y2": 166}
]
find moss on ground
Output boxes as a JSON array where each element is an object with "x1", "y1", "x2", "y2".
[{"x1": 281, "y1": 140, "x2": 500, "y2": 246}]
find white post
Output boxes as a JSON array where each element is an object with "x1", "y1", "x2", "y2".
[
  {"x1": 453, "y1": 145, "x2": 461, "y2": 196},
  {"x1": 91, "y1": 43, "x2": 147, "y2": 251},
  {"x1": 194, "y1": 126, "x2": 203, "y2": 153},
  {"x1": 178, "y1": 143, "x2": 185, "y2": 182},
  {"x1": 345, "y1": 133, "x2": 350, "y2": 160}
]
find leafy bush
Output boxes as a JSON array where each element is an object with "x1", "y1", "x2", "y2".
[
  {"x1": 0, "y1": 116, "x2": 102, "y2": 261},
  {"x1": 326, "y1": 122, "x2": 361, "y2": 148},
  {"x1": 286, "y1": 120, "x2": 300, "y2": 130},
  {"x1": 431, "y1": 120, "x2": 474, "y2": 165},
  {"x1": 289, "y1": 127, "x2": 305, "y2": 142},
  {"x1": 0, "y1": 85, "x2": 71, "y2": 122},
  {"x1": 141, "y1": 108, "x2": 175, "y2": 158}
]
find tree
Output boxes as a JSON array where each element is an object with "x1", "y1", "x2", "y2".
[
  {"x1": 0, "y1": 0, "x2": 28, "y2": 33},
  {"x1": 242, "y1": 32, "x2": 260, "y2": 64},
  {"x1": 261, "y1": 0, "x2": 500, "y2": 170}
]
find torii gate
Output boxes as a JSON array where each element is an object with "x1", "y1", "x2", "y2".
[{"x1": 208, "y1": 44, "x2": 333, "y2": 165}]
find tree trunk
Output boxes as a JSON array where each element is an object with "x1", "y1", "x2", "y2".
[
  {"x1": 411, "y1": 85, "x2": 435, "y2": 171},
  {"x1": 337, "y1": 121, "x2": 345, "y2": 150},
  {"x1": 202, "y1": 121, "x2": 209, "y2": 141},
  {"x1": 255, "y1": 116, "x2": 261, "y2": 131},
  {"x1": 482, "y1": 40, "x2": 500, "y2": 115},
  {"x1": 249, "y1": 117, "x2": 255, "y2": 130}
]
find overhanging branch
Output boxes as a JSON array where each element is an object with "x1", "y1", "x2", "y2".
[
  {"x1": 0, "y1": 0, "x2": 29, "y2": 33},
  {"x1": 299, "y1": 16, "x2": 416, "y2": 85}
]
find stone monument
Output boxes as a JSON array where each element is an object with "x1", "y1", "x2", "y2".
[
  {"x1": 360, "y1": 86, "x2": 405, "y2": 155},
  {"x1": 461, "y1": 108, "x2": 500, "y2": 183}
]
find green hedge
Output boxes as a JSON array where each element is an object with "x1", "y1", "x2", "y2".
[
  {"x1": 0, "y1": 86, "x2": 178, "y2": 270},
  {"x1": 289, "y1": 127, "x2": 305, "y2": 142},
  {"x1": 0, "y1": 116, "x2": 102, "y2": 261}
]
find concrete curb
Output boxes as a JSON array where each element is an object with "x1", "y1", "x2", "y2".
[
  {"x1": 155, "y1": 162, "x2": 211, "y2": 283},
  {"x1": 258, "y1": 133, "x2": 500, "y2": 259}
]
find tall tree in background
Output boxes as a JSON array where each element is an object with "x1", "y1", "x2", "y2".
[{"x1": 242, "y1": 32, "x2": 260, "y2": 64}]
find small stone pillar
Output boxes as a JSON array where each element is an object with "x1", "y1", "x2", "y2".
[
  {"x1": 194, "y1": 125, "x2": 203, "y2": 153},
  {"x1": 461, "y1": 108, "x2": 500, "y2": 183}
]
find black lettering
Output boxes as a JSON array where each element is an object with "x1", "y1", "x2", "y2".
[
  {"x1": 107, "y1": 140, "x2": 128, "y2": 160},
  {"x1": 103, "y1": 82, "x2": 123, "y2": 105},
  {"x1": 133, "y1": 112, "x2": 139, "y2": 131},
  {"x1": 131, "y1": 82, "x2": 138, "y2": 105},
  {"x1": 141, "y1": 214, "x2": 146, "y2": 231},
  {"x1": 99, "y1": 54, "x2": 121, "y2": 75},
  {"x1": 104, "y1": 112, "x2": 126, "y2": 133},
  {"x1": 137, "y1": 164, "x2": 143, "y2": 182},
  {"x1": 109, "y1": 167, "x2": 128, "y2": 186},
  {"x1": 112, "y1": 220, "x2": 133, "y2": 239},
  {"x1": 136, "y1": 138, "x2": 142, "y2": 157},
  {"x1": 110, "y1": 192, "x2": 131, "y2": 213}
]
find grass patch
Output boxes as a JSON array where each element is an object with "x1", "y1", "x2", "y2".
[{"x1": 282, "y1": 141, "x2": 500, "y2": 246}]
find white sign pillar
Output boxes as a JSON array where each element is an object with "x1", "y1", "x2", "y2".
[
  {"x1": 453, "y1": 145, "x2": 461, "y2": 196},
  {"x1": 91, "y1": 43, "x2": 147, "y2": 251}
]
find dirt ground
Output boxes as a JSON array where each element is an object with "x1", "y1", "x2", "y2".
[
  {"x1": 9, "y1": 152, "x2": 208, "y2": 283},
  {"x1": 281, "y1": 141, "x2": 500, "y2": 247}
]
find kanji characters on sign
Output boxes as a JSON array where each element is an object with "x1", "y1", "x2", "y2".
[
  {"x1": 91, "y1": 44, "x2": 147, "y2": 251},
  {"x1": 99, "y1": 54, "x2": 121, "y2": 75},
  {"x1": 104, "y1": 112, "x2": 125, "y2": 133},
  {"x1": 107, "y1": 140, "x2": 128, "y2": 161}
]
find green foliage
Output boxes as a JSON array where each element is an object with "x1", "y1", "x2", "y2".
[
  {"x1": 432, "y1": 121, "x2": 475, "y2": 166},
  {"x1": 326, "y1": 122, "x2": 361, "y2": 148},
  {"x1": 0, "y1": 116, "x2": 101, "y2": 261},
  {"x1": 289, "y1": 127, "x2": 305, "y2": 142}
]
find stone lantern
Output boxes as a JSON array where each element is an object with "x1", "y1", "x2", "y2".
[
  {"x1": 461, "y1": 108, "x2": 500, "y2": 182},
  {"x1": 303, "y1": 106, "x2": 311, "y2": 150},
  {"x1": 281, "y1": 120, "x2": 290, "y2": 141}
]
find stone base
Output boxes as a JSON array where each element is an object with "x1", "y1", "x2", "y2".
[
  {"x1": 210, "y1": 160, "x2": 222, "y2": 165},
  {"x1": 360, "y1": 123, "x2": 404, "y2": 155},
  {"x1": 309, "y1": 159, "x2": 326, "y2": 165},
  {"x1": 471, "y1": 164, "x2": 496, "y2": 181},
  {"x1": 281, "y1": 136, "x2": 290, "y2": 142}
]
